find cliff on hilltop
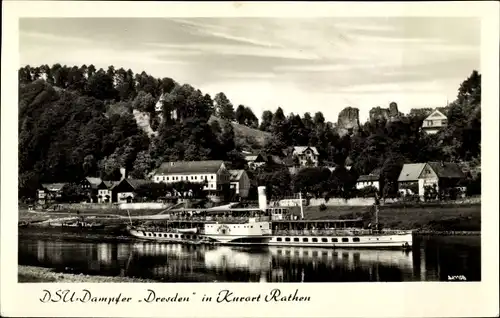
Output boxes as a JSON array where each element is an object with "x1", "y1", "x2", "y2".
[{"x1": 336, "y1": 107, "x2": 360, "y2": 137}]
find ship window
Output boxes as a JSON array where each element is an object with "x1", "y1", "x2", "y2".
[
  {"x1": 251, "y1": 226, "x2": 253, "y2": 228},
  {"x1": 169, "y1": 234, "x2": 173, "y2": 238},
  {"x1": 293, "y1": 238, "x2": 299, "y2": 242},
  {"x1": 303, "y1": 238, "x2": 308, "y2": 242},
  {"x1": 342, "y1": 238, "x2": 349, "y2": 242},
  {"x1": 312, "y1": 238, "x2": 318, "y2": 242},
  {"x1": 260, "y1": 225, "x2": 262, "y2": 228},
  {"x1": 321, "y1": 238, "x2": 328, "y2": 243},
  {"x1": 285, "y1": 238, "x2": 291, "y2": 242},
  {"x1": 180, "y1": 235, "x2": 185, "y2": 239},
  {"x1": 331, "y1": 238, "x2": 338, "y2": 242},
  {"x1": 353, "y1": 237, "x2": 360, "y2": 242},
  {"x1": 153, "y1": 233, "x2": 157, "y2": 237},
  {"x1": 175, "y1": 235, "x2": 179, "y2": 238},
  {"x1": 148, "y1": 233, "x2": 152, "y2": 237},
  {"x1": 277, "y1": 237, "x2": 282, "y2": 242}
]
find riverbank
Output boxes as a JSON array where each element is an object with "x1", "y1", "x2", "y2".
[
  {"x1": 289, "y1": 203, "x2": 481, "y2": 231},
  {"x1": 18, "y1": 265, "x2": 156, "y2": 283}
]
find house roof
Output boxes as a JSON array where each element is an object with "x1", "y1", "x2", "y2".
[
  {"x1": 397, "y1": 163, "x2": 427, "y2": 182},
  {"x1": 86, "y1": 177, "x2": 102, "y2": 189},
  {"x1": 293, "y1": 146, "x2": 319, "y2": 155},
  {"x1": 427, "y1": 162, "x2": 465, "y2": 179},
  {"x1": 102, "y1": 181, "x2": 119, "y2": 189},
  {"x1": 424, "y1": 109, "x2": 447, "y2": 120},
  {"x1": 124, "y1": 178, "x2": 150, "y2": 189},
  {"x1": 229, "y1": 169, "x2": 245, "y2": 181},
  {"x1": 156, "y1": 160, "x2": 224, "y2": 175},
  {"x1": 245, "y1": 155, "x2": 258, "y2": 162},
  {"x1": 41, "y1": 183, "x2": 67, "y2": 191},
  {"x1": 357, "y1": 175, "x2": 380, "y2": 182}
]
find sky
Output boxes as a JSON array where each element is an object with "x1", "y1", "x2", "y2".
[{"x1": 19, "y1": 17, "x2": 480, "y2": 122}]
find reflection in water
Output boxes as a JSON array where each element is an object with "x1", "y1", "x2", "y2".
[{"x1": 18, "y1": 235, "x2": 480, "y2": 282}]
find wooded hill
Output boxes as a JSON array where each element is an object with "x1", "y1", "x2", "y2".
[{"x1": 18, "y1": 64, "x2": 481, "y2": 200}]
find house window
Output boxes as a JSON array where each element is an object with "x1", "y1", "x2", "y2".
[
  {"x1": 211, "y1": 176, "x2": 214, "y2": 179},
  {"x1": 441, "y1": 119, "x2": 447, "y2": 125}
]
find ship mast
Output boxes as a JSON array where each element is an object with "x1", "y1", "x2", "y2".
[{"x1": 374, "y1": 192, "x2": 380, "y2": 232}]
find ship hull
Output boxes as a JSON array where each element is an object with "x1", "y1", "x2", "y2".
[
  {"x1": 128, "y1": 228, "x2": 412, "y2": 249},
  {"x1": 267, "y1": 232, "x2": 413, "y2": 249}
]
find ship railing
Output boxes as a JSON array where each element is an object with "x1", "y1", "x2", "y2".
[
  {"x1": 159, "y1": 215, "x2": 271, "y2": 223},
  {"x1": 272, "y1": 228, "x2": 408, "y2": 236}
]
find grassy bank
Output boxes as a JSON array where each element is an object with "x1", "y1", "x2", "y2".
[
  {"x1": 288, "y1": 204, "x2": 481, "y2": 231},
  {"x1": 18, "y1": 265, "x2": 155, "y2": 283}
]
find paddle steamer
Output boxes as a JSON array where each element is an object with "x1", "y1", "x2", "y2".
[{"x1": 127, "y1": 187, "x2": 412, "y2": 249}]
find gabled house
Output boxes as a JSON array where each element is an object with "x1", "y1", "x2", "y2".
[
  {"x1": 356, "y1": 168, "x2": 381, "y2": 190},
  {"x1": 97, "y1": 181, "x2": 119, "y2": 203},
  {"x1": 79, "y1": 177, "x2": 102, "y2": 202},
  {"x1": 38, "y1": 183, "x2": 67, "y2": 204},
  {"x1": 291, "y1": 146, "x2": 319, "y2": 167},
  {"x1": 244, "y1": 154, "x2": 266, "y2": 170},
  {"x1": 398, "y1": 162, "x2": 465, "y2": 199},
  {"x1": 229, "y1": 169, "x2": 251, "y2": 200},
  {"x1": 421, "y1": 109, "x2": 448, "y2": 134},
  {"x1": 153, "y1": 160, "x2": 231, "y2": 199},
  {"x1": 113, "y1": 178, "x2": 150, "y2": 203}
]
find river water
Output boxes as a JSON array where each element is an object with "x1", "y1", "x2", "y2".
[{"x1": 18, "y1": 232, "x2": 480, "y2": 282}]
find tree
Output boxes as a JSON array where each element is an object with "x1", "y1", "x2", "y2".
[
  {"x1": 132, "y1": 91, "x2": 156, "y2": 113},
  {"x1": 292, "y1": 167, "x2": 331, "y2": 197},
  {"x1": 259, "y1": 110, "x2": 273, "y2": 132},
  {"x1": 85, "y1": 71, "x2": 116, "y2": 100},
  {"x1": 214, "y1": 92, "x2": 234, "y2": 120},
  {"x1": 235, "y1": 105, "x2": 247, "y2": 124},
  {"x1": 82, "y1": 154, "x2": 96, "y2": 177},
  {"x1": 130, "y1": 150, "x2": 153, "y2": 179}
]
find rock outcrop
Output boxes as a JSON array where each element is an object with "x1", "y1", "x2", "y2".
[
  {"x1": 336, "y1": 107, "x2": 360, "y2": 137},
  {"x1": 369, "y1": 106, "x2": 390, "y2": 122},
  {"x1": 369, "y1": 102, "x2": 401, "y2": 123}
]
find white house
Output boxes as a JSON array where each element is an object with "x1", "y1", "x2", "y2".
[
  {"x1": 153, "y1": 160, "x2": 231, "y2": 198},
  {"x1": 292, "y1": 146, "x2": 319, "y2": 167},
  {"x1": 397, "y1": 162, "x2": 465, "y2": 199},
  {"x1": 421, "y1": 109, "x2": 448, "y2": 134},
  {"x1": 97, "y1": 181, "x2": 119, "y2": 203},
  {"x1": 356, "y1": 168, "x2": 381, "y2": 190},
  {"x1": 229, "y1": 169, "x2": 251, "y2": 199}
]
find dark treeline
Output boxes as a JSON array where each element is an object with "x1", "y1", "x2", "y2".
[{"x1": 18, "y1": 64, "x2": 481, "y2": 200}]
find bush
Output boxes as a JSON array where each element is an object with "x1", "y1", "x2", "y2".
[{"x1": 357, "y1": 186, "x2": 378, "y2": 198}]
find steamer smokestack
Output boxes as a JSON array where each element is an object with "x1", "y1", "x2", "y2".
[{"x1": 258, "y1": 186, "x2": 267, "y2": 211}]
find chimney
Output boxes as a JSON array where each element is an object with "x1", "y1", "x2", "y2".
[
  {"x1": 120, "y1": 167, "x2": 127, "y2": 181},
  {"x1": 258, "y1": 186, "x2": 267, "y2": 211}
]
